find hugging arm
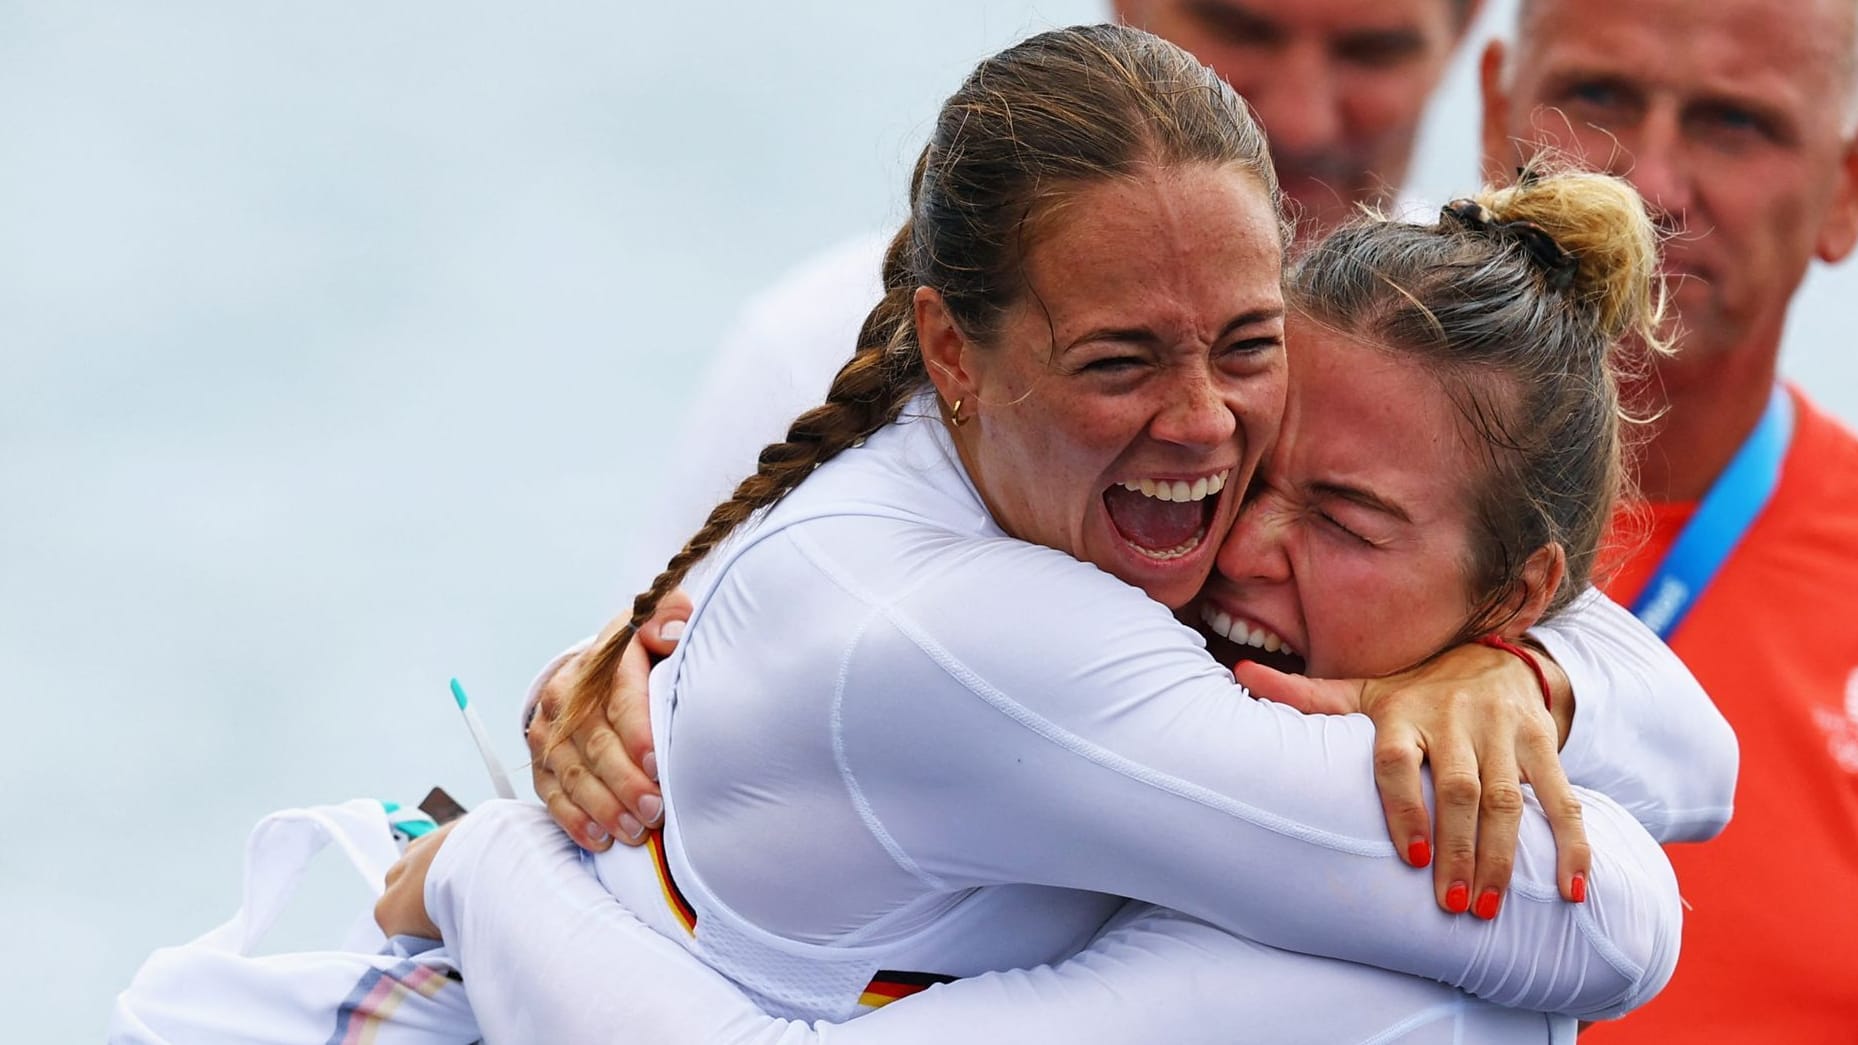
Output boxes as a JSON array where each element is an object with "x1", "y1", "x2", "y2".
[
  {"x1": 516, "y1": 548, "x2": 1684, "y2": 1018},
  {"x1": 660, "y1": 533, "x2": 1681, "y2": 1019},
  {"x1": 524, "y1": 591, "x2": 692, "y2": 852},
  {"x1": 427, "y1": 803, "x2": 1563, "y2": 1045},
  {"x1": 1529, "y1": 589, "x2": 1737, "y2": 842}
]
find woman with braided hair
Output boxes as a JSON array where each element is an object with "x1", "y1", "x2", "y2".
[{"x1": 377, "y1": 24, "x2": 1733, "y2": 1042}]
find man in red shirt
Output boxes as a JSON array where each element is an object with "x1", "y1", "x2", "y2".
[{"x1": 1481, "y1": 0, "x2": 1858, "y2": 1039}]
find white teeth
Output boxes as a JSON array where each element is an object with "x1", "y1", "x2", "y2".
[
  {"x1": 1117, "y1": 470, "x2": 1229, "y2": 504},
  {"x1": 1198, "y1": 604, "x2": 1298, "y2": 657},
  {"x1": 1127, "y1": 525, "x2": 1207, "y2": 561}
]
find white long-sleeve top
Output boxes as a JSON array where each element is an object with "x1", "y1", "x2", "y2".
[
  {"x1": 507, "y1": 399, "x2": 1689, "y2": 1023},
  {"x1": 450, "y1": 227, "x2": 1736, "y2": 1040},
  {"x1": 429, "y1": 801, "x2": 1580, "y2": 1044},
  {"x1": 558, "y1": 233, "x2": 1737, "y2": 844}
]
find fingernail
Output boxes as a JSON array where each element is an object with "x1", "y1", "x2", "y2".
[
  {"x1": 1407, "y1": 838, "x2": 1431, "y2": 868},
  {"x1": 618, "y1": 813, "x2": 645, "y2": 841},
  {"x1": 638, "y1": 794, "x2": 664, "y2": 825},
  {"x1": 1570, "y1": 873, "x2": 1587, "y2": 904},
  {"x1": 587, "y1": 824, "x2": 609, "y2": 844},
  {"x1": 1445, "y1": 881, "x2": 1471, "y2": 914},
  {"x1": 642, "y1": 750, "x2": 659, "y2": 782},
  {"x1": 660, "y1": 620, "x2": 685, "y2": 642},
  {"x1": 1475, "y1": 889, "x2": 1503, "y2": 920}
]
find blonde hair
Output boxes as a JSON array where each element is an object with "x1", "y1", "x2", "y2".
[{"x1": 1288, "y1": 165, "x2": 1667, "y2": 633}]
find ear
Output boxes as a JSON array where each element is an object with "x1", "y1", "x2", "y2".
[
  {"x1": 914, "y1": 286, "x2": 982, "y2": 417},
  {"x1": 1815, "y1": 135, "x2": 1858, "y2": 264},
  {"x1": 1477, "y1": 39, "x2": 1515, "y2": 185},
  {"x1": 1495, "y1": 543, "x2": 1568, "y2": 638}
]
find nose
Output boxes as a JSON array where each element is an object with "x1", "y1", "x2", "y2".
[
  {"x1": 1150, "y1": 365, "x2": 1238, "y2": 452},
  {"x1": 1217, "y1": 492, "x2": 1293, "y2": 585},
  {"x1": 1247, "y1": 43, "x2": 1343, "y2": 156},
  {"x1": 1613, "y1": 107, "x2": 1695, "y2": 230}
]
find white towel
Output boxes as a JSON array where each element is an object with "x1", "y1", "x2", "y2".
[{"x1": 111, "y1": 798, "x2": 480, "y2": 1045}]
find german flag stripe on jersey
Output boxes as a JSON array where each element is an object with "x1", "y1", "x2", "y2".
[
  {"x1": 646, "y1": 829, "x2": 697, "y2": 935},
  {"x1": 858, "y1": 970, "x2": 960, "y2": 1009}
]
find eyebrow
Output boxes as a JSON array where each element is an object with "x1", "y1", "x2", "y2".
[
  {"x1": 1539, "y1": 69, "x2": 1642, "y2": 103},
  {"x1": 1308, "y1": 480, "x2": 1413, "y2": 525},
  {"x1": 1065, "y1": 306, "x2": 1285, "y2": 352},
  {"x1": 1182, "y1": 0, "x2": 1283, "y2": 44},
  {"x1": 1539, "y1": 68, "x2": 1803, "y2": 146},
  {"x1": 1183, "y1": 0, "x2": 1427, "y2": 53}
]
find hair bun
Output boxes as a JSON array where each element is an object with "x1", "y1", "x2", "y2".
[
  {"x1": 1473, "y1": 164, "x2": 1670, "y2": 356},
  {"x1": 1439, "y1": 198, "x2": 1580, "y2": 291}
]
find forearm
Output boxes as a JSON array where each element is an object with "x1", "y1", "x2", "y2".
[
  {"x1": 1530, "y1": 589, "x2": 1738, "y2": 842},
  {"x1": 849, "y1": 665, "x2": 1675, "y2": 1016},
  {"x1": 427, "y1": 801, "x2": 817, "y2": 1044},
  {"x1": 425, "y1": 809, "x2": 1567, "y2": 1043}
]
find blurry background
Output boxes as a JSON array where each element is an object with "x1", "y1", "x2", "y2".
[{"x1": 4, "y1": 1, "x2": 1852, "y2": 1038}]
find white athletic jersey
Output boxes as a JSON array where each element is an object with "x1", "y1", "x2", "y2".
[
  {"x1": 430, "y1": 801, "x2": 1580, "y2": 1045},
  {"x1": 579, "y1": 396, "x2": 1689, "y2": 1023},
  {"x1": 607, "y1": 231, "x2": 1735, "y2": 844}
]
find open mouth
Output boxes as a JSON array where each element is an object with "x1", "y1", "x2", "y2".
[
  {"x1": 1199, "y1": 604, "x2": 1307, "y2": 675},
  {"x1": 1102, "y1": 471, "x2": 1228, "y2": 563}
]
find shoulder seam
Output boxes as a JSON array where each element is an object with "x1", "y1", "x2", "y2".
[{"x1": 789, "y1": 527, "x2": 948, "y2": 890}]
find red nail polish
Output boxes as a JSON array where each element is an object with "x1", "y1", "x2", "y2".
[
  {"x1": 1407, "y1": 839, "x2": 1432, "y2": 867},
  {"x1": 1475, "y1": 889, "x2": 1502, "y2": 920},
  {"x1": 1570, "y1": 873, "x2": 1587, "y2": 903},
  {"x1": 1445, "y1": 881, "x2": 1470, "y2": 913}
]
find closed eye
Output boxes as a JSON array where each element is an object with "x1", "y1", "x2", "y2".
[
  {"x1": 1317, "y1": 511, "x2": 1373, "y2": 545},
  {"x1": 1226, "y1": 336, "x2": 1282, "y2": 355},
  {"x1": 1080, "y1": 355, "x2": 1145, "y2": 373}
]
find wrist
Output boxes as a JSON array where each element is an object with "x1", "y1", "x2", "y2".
[
  {"x1": 1537, "y1": 648, "x2": 1576, "y2": 750},
  {"x1": 1494, "y1": 635, "x2": 1575, "y2": 749}
]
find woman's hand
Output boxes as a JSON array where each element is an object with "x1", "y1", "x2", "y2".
[
  {"x1": 374, "y1": 821, "x2": 455, "y2": 941},
  {"x1": 527, "y1": 589, "x2": 692, "y2": 851},
  {"x1": 1235, "y1": 642, "x2": 1588, "y2": 918}
]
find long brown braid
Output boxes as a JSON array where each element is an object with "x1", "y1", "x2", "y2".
[{"x1": 553, "y1": 23, "x2": 1279, "y2": 742}]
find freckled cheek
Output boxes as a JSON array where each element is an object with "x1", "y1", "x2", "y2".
[
  {"x1": 1000, "y1": 431, "x2": 1120, "y2": 541},
  {"x1": 1296, "y1": 551, "x2": 1369, "y2": 648},
  {"x1": 1230, "y1": 369, "x2": 1289, "y2": 443},
  {"x1": 1301, "y1": 548, "x2": 1427, "y2": 660}
]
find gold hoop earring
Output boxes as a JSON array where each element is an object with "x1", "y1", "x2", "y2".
[{"x1": 949, "y1": 398, "x2": 968, "y2": 428}]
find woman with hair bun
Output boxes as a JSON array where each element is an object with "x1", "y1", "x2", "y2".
[{"x1": 378, "y1": 26, "x2": 1732, "y2": 1044}]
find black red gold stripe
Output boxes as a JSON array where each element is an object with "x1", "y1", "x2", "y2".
[
  {"x1": 646, "y1": 828, "x2": 697, "y2": 935},
  {"x1": 645, "y1": 831, "x2": 954, "y2": 1008},
  {"x1": 858, "y1": 970, "x2": 959, "y2": 1009}
]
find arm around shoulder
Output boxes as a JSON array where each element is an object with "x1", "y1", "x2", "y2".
[{"x1": 1531, "y1": 589, "x2": 1738, "y2": 842}]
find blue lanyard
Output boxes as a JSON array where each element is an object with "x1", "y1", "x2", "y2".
[{"x1": 1630, "y1": 384, "x2": 1794, "y2": 640}]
